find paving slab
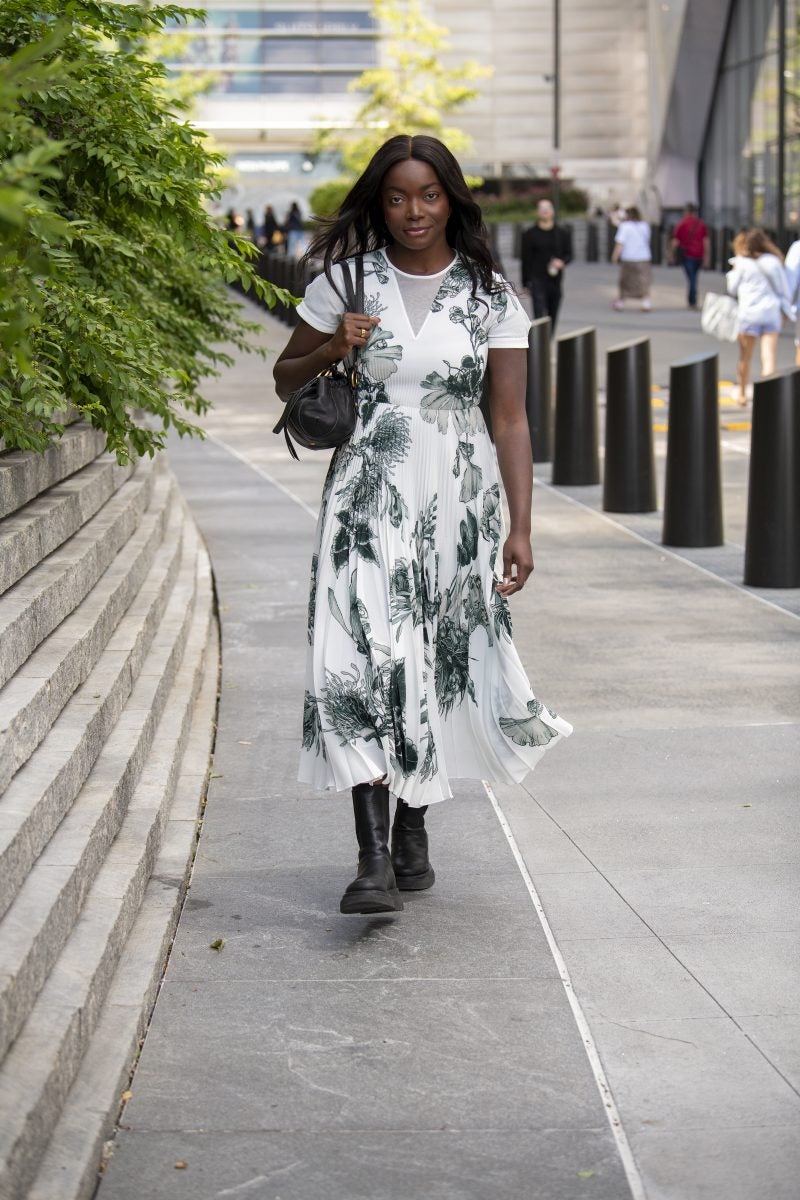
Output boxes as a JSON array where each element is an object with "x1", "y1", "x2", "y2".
[
  {"x1": 98, "y1": 278, "x2": 799, "y2": 1200},
  {"x1": 99, "y1": 1128, "x2": 624, "y2": 1200},
  {"x1": 98, "y1": 427, "x2": 633, "y2": 1199}
]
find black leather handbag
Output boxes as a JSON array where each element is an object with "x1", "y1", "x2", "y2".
[{"x1": 273, "y1": 256, "x2": 363, "y2": 460}]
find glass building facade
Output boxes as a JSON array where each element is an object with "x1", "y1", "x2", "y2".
[
  {"x1": 701, "y1": 0, "x2": 800, "y2": 237},
  {"x1": 162, "y1": 6, "x2": 378, "y2": 97}
]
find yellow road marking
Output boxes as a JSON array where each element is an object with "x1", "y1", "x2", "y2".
[{"x1": 722, "y1": 421, "x2": 751, "y2": 431}]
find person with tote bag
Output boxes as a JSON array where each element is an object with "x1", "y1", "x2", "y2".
[{"x1": 726, "y1": 228, "x2": 793, "y2": 405}]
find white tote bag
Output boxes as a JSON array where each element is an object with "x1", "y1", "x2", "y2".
[{"x1": 701, "y1": 292, "x2": 740, "y2": 342}]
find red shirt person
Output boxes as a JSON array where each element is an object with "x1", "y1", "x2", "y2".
[{"x1": 671, "y1": 203, "x2": 710, "y2": 309}]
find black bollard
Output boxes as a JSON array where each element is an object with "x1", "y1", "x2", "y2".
[
  {"x1": 488, "y1": 224, "x2": 505, "y2": 275},
  {"x1": 663, "y1": 352, "x2": 723, "y2": 546},
  {"x1": 586, "y1": 221, "x2": 599, "y2": 263},
  {"x1": 552, "y1": 327, "x2": 599, "y2": 485},
  {"x1": 603, "y1": 337, "x2": 657, "y2": 512},
  {"x1": 744, "y1": 369, "x2": 800, "y2": 587},
  {"x1": 527, "y1": 317, "x2": 552, "y2": 462}
]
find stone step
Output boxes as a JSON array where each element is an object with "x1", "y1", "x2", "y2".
[
  {"x1": 0, "y1": 518, "x2": 200, "y2": 1063},
  {"x1": 0, "y1": 422, "x2": 108, "y2": 520},
  {"x1": 0, "y1": 549, "x2": 214, "y2": 1200},
  {"x1": 0, "y1": 456, "x2": 158, "y2": 691},
  {"x1": 0, "y1": 481, "x2": 185, "y2": 917},
  {"x1": 0, "y1": 470, "x2": 179, "y2": 795},
  {"x1": 0, "y1": 403, "x2": 80, "y2": 458},
  {"x1": 27, "y1": 618, "x2": 218, "y2": 1200},
  {"x1": 0, "y1": 453, "x2": 134, "y2": 596}
]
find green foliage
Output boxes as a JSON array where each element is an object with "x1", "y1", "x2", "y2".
[
  {"x1": 308, "y1": 178, "x2": 353, "y2": 221},
  {"x1": 478, "y1": 185, "x2": 591, "y2": 223},
  {"x1": 0, "y1": 1, "x2": 291, "y2": 462},
  {"x1": 310, "y1": 0, "x2": 490, "y2": 216}
]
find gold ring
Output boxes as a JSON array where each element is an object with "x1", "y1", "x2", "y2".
[{"x1": 360, "y1": 327, "x2": 367, "y2": 338}]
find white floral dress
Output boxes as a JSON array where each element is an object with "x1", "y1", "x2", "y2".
[{"x1": 296, "y1": 250, "x2": 572, "y2": 807}]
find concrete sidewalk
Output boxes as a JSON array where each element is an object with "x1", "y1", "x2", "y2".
[{"x1": 97, "y1": 275, "x2": 800, "y2": 1200}]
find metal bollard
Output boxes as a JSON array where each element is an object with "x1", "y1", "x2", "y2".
[
  {"x1": 552, "y1": 327, "x2": 599, "y2": 485},
  {"x1": 744, "y1": 369, "x2": 800, "y2": 587},
  {"x1": 488, "y1": 224, "x2": 505, "y2": 275},
  {"x1": 586, "y1": 221, "x2": 599, "y2": 263},
  {"x1": 662, "y1": 352, "x2": 723, "y2": 546},
  {"x1": 527, "y1": 317, "x2": 553, "y2": 462},
  {"x1": 603, "y1": 337, "x2": 657, "y2": 512}
]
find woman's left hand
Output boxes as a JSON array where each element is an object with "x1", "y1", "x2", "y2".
[{"x1": 496, "y1": 531, "x2": 534, "y2": 596}]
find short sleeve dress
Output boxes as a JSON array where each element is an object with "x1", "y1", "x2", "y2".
[{"x1": 296, "y1": 249, "x2": 572, "y2": 807}]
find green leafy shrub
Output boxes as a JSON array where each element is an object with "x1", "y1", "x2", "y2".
[
  {"x1": 478, "y1": 185, "x2": 590, "y2": 223},
  {"x1": 0, "y1": 1, "x2": 290, "y2": 462},
  {"x1": 308, "y1": 178, "x2": 353, "y2": 221}
]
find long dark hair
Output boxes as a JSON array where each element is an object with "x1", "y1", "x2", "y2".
[{"x1": 305, "y1": 134, "x2": 499, "y2": 299}]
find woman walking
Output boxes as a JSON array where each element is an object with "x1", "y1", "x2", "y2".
[
  {"x1": 273, "y1": 135, "x2": 571, "y2": 915},
  {"x1": 726, "y1": 228, "x2": 792, "y2": 405},
  {"x1": 611, "y1": 206, "x2": 652, "y2": 312}
]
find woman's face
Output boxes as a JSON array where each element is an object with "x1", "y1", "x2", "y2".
[{"x1": 381, "y1": 158, "x2": 452, "y2": 256}]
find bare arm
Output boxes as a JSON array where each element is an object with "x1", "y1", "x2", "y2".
[
  {"x1": 273, "y1": 312, "x2": 379, "y2": 401},
  {"x1": 487, "y1": 346, "x2": 533, "y2": 596}
]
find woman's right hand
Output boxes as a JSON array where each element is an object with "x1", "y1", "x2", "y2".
[{"x1": 325, "y1": 313, "x2": 380, "y2": 362}]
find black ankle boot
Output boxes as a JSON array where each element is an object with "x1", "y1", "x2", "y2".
[
  {"x1": 340, "y1": 782, "x2": 403, "y2": 915},
  {"x1": 391, "y1": 798, "x2": 435, "y2": 891}
]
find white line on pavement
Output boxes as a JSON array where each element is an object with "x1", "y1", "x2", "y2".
[
  {"x1": 721, "y1": 438, "x2": 750, "y2": 455},
  {"x1": 483, "y1": 780, "x2": 648, "y2": 1200},
  {"x1": 204, "y1": 433, "x2": 321, "y2": 521}
]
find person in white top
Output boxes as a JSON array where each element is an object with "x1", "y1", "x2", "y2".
[
  {"x1": 611, "y1": 206, "x2": 653, "y2": 312},
  {"x1": 726, "y1": 228, "x2": 793, "y2": 405},
  {"x1": 783, "y1": 235, "x2": 800, "y2": 366}
]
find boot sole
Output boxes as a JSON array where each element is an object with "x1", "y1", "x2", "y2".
[
  {"x1": 396, "y1": 867, "x2": 436, "y2": 891},
  {"x1": 339, "y1": 888, "x2": 404, "y2": 915}
]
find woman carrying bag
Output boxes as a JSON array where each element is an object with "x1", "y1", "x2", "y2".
[
  {"x1": 273, "y1": 135, "x2": 571, "y2": 916},
  {"x1": 726, "y1": 228, "x2": 793, "y2": 405}
]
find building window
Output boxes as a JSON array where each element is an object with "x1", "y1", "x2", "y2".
[
  {"x1": 161, "y1": 5, "x2": 378, "y2": 93},
  {"x1": 702, "y1": 0, "x2": 800, "y2": 235}
]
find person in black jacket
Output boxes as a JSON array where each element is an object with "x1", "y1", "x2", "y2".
[{"x1": 520, "y1": 199, "x2": 573, "y2": 331}]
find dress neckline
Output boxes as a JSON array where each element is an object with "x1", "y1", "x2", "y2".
[{"x1": 386, "y1": 254, "x2": 457, "y2": 280}]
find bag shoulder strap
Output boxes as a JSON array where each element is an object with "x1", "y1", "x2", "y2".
[
  {"x1": 755, "y1": 255, "x2": 782, "y2": 301},
  {"x1": 339, "y1": 255, "x2": 364, "y2": 313},
  {"x1": 339, "y1": 255, "x2": 364, "y2": 372}
]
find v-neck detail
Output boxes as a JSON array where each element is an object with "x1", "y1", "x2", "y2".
[{"x1": 383, "y1": 252, "x2": 460, "y2": 342}]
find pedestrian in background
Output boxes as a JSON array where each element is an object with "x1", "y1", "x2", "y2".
[
  {"x1": 611, "y1": 206, "x2": 652, "y2": 312},
  {"x1": 273, "y1": 134, "x2": 571, "y2": 916},
  {"x1": 670, "y1": 202, "x2": 710, "y2": 309},
  {"x1": 726, "y1": 227, "x2": 792, "y2": 405},
  {"x1": 261, "y1": 204, "x2": 281, "y2": 248},
  {"x1": 783, "y1": 234, "x2": 800, "y2": 366},
  {"x1": 520, "y1": 198, "x2": 573, "y2": 332},
  {"x1": 283, "y1": 201, "x2": 305, "y2": 258}
]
